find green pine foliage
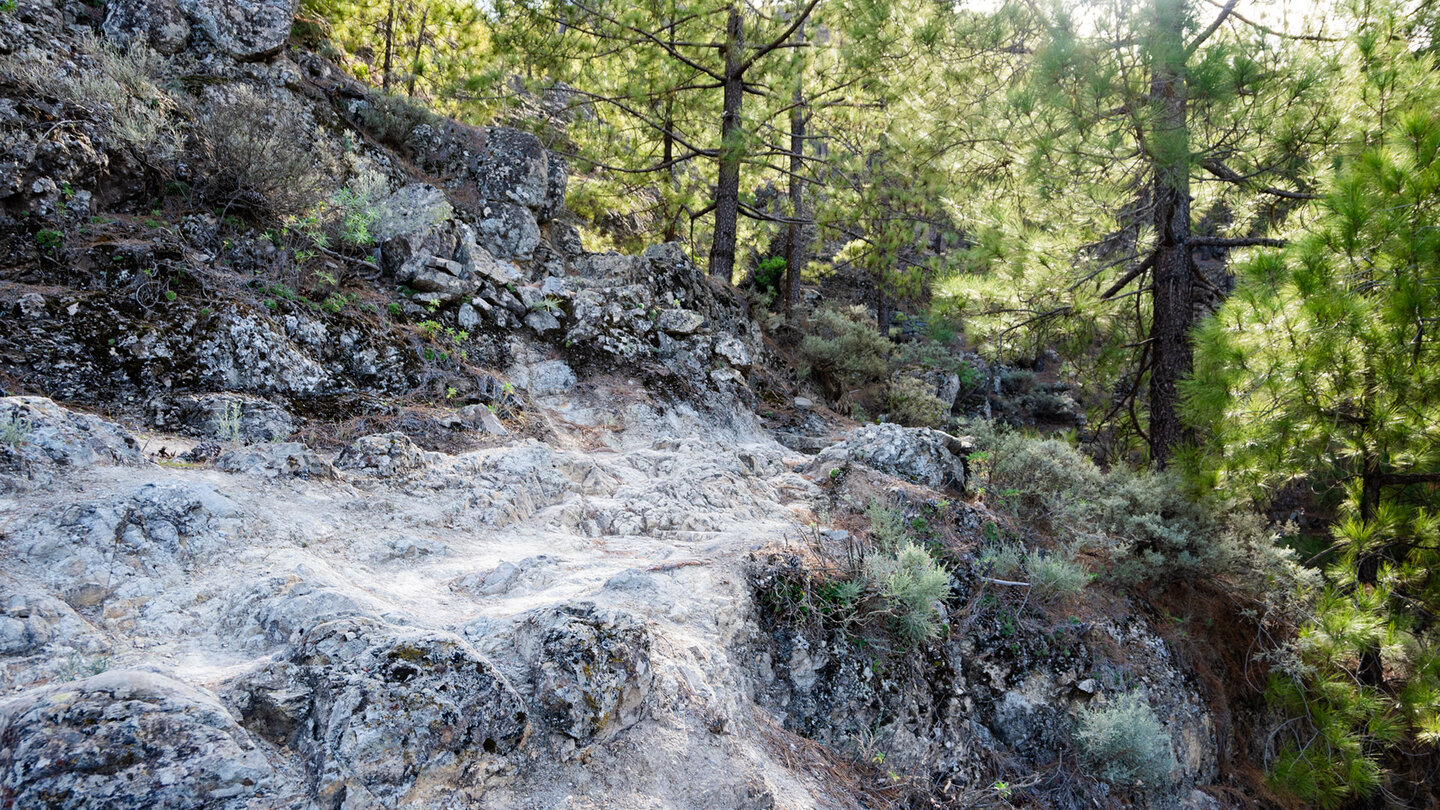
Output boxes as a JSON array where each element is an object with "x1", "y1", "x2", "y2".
[{"x1": 1184, "y1": 7, "x2": 1440, "y2": 803}]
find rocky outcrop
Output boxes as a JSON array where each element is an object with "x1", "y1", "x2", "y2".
[
  {"x1": 810, "y1": 423, "x2": 970, "y2": 490},
  {"x1": 104, "y1": 0, "x2": 298, "y2": 61},
  {"x1": 516, "y1": 603, "x2": 653, "y2": 742},
  {"x1": 0, "y1": 396, "x2": 141, "y2": 477},
  {"x1": 0, "y1": 670, "x2": 274, "y2": 809},
  {"x1": 228, "y1": 618, "x2": 529, "y2": 808}
]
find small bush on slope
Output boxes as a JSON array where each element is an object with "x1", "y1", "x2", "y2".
[{"x1": 1074, "y1": 692, "x2": 1178, "y2": 787}]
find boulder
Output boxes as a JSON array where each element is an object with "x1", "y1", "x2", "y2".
[
  {"x1": 178, "y1": 0, "x2": 298, "y2": 61},
  {"x1": 657, "y1": 309, "x2": 706, "y2": 335},
  {"x1": 227, "y1": 618, "x2": 529, "y2": 807},
  {"x1": 0, "y1": 397, "x2": 141, "y2": 474},
  {"x1": 216, "y1": 442, "x2": 336, "y2": 479},
  {"x1": 102, "y1": 0, "x2": 192, "y2": 54},
  {"x1": 406, "y1": 123, "x2": 559, "y2": 217},
  {"x1": 714, "y1": 334, "x2": 752, "y2": 370},
  {"x1": 517, "y1": 603, "x2": 652, "y2": 742},
  {"x1": 476, "y1": 200, "x2": 541, "y2": 260},
  {"x1": 812, "y1": 423, "x2": 969, "y2": 490},
  {"x1": 153, "y1": 393, "x2": 294, "y2": 444},
  {"x1": 335, "y1": 432, "x2": 434, "y2": 477},
  {"x1": 371, "y1": 183, "x2": 453, "y2": 243},
  {"x1": 508, "y1": 360, "x2": 576, "y2": 397},
  {"x1": 0, "y1": 671, "x2": 272, "y2": 810}
]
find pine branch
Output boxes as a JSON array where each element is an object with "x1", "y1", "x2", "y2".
[
  {"x1": 1188, "y1": 236, "x2": 1288, "y2": 248},
  {"x1": 1098, "y1": 253, "x2": 1156, "y2": 301},
  {"x1": 1200, "y1": 158, "x2": 1320, "y2": 200}
]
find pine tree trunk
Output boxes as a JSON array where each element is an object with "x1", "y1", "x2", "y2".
[
  {"x1": 784, "y1": 21, "x2": 806, "y2": 319},
  {"x1": 381, "y1": 0, "x2": 396, "y2": 93},
  {"x1": 406, "y1": 4, "x2": 428, "y2": 97},
  {"x1": 1146, "y1": 0, "x2": 1193, "y2": 468},
  {"x1": 662, "y1": 100, "x2": 678, "y2": 243},
  {"x1": 708, "y1": 3, "x2": 744, "y2": 281}
]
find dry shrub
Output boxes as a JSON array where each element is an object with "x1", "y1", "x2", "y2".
[{"x1": 192, "y1": 84, "x2": 340, "y2": 219}]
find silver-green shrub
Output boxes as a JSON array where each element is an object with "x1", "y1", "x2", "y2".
[{"x1": 1074, "y1": 692, "x2": 1178, "y2": 787}]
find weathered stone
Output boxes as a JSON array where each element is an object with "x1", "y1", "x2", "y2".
[
  {"x1": 458, "y1": 404, "x2": 508, "y2": 435},
  {"x1": 228, "y1": 618, "x2": 528, "y2": 807},
  {"x1": 525, "y1": 310, "x2": 562, "y2": 334},
  {"x1": 335, "y1": 432, "x2": 434, "y2": 478},
  {"x1": 517, "y1": 603, "x2": 652, "y2": 742},
  {"x1": 371, "y1": 184, "x2": 452, "y2": 243},
  {"x1": 103, "y1": 0, "x2": 192, "y2": 54},
  {"x1": 458, "y1": 302, "x2": 481, "y2": 331},
  {"x1": 477, "y1": 200, "x2": 541, "y2": 260},
  {"x1": 178, "y1": 0, "x2": 298, "y2": 61},
  {"x1": 0, "y1": 671, "x2": 272, "y2": 810},
  {"x1": 714, "y1": 334, "x2": 752, "y2": 370},
  {"x1": 509, "y1": 360, "x2": 576, "y2": 397},
  {"x1": 657, "y1": 309, "x2": 706, "y2": 335},
  {"x1": 811, "y1": 423, "x2": 967, "y2": 490},
  {"x1": 217, "y1": 442, "x2": 336, "y2": 479},
  {"x1": 0, "y1": 397, "x2": 141, "y2": 474}
]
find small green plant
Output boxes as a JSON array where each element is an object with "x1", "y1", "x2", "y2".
[
  {"x1": 799, "y1": 305, "x2": 893, "y2": 391},
  {"x1": 979, "y1": 542, "x2": 1025, "y2": 580},
  {"x1": 387, "y1": 301, "x2": 403, "y2": 317},
  {"x1": 1, "y1": 412, "x2": 32, "y2": 446},
  {"x1": 0, "y1": 1, "x2": 17, "y2": 14},
  {"x1": 1027, "y1": 548, "x2": 1091, "y2": 603},
  {"x1": 885, "y1": 376, "x2": 948, "y2": 428},
  {"x1": 1074, "y1": 692, "x2": 1178, "y2": 787},
  {"x1": 163, "y1": 290, "x2": 178, "y2": 302},
  {"x1": 35, "y1": 228, "x2": 64, "y2": 253},
  {"x1": 212, "y1": 401, "x2": 243, "y2": 445}
]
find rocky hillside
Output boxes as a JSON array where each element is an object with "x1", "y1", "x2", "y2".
[{"x1": 0, "y1": 2, "x2": 1254, "y2": 808}]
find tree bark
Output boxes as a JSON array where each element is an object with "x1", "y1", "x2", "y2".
[
  {"x1": 708, "y1": 3, "x2": 744, "y2": 281},
  {"x1": 662, "y1": 99, "x2": 678, "y2": 242},
  {"x1": 406, "y1": 3, "x2": 429, "y2": 97},
  {"x1": 381, "y1": 0, "x2": 396, "y2": 93},
  {"x1": 1146, "y1": 0, "x2": 1193, "y2": 467},
  {"x1": 784, "y1": 21, "x2": 806, "y2": 319},
  {"x1": 1358, "y1": 452, "x2": 1385, "y2": 687}
]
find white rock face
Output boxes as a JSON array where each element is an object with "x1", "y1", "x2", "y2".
[{"x1": 0, "y1": 394, "x2": 1218, "y2": 808}]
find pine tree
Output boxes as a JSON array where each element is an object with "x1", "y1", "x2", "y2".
[
  {"x1": 939, "y1": 0, "x2": 1341, "y2": 465},
  {"x1": 1185, "y1": 7, "x2": 1440, "y2": 802}
]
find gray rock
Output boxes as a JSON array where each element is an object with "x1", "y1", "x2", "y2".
[
  {"x1": 518, "y1": 603, "x2": 652, "y2": 742},
  {"x1": 657, "y1": 309, "x2": 706, "y2": 335},
  {"x1": 510, "y1": 359, "x2": 576, "y2": 397},
  {"x1": 793, "y1": 396, "x2": 814, "y2": 410},
  {"x1": 382, "y1": 219, "x2": 494, "y2": 305},
  {"x1": 335, "y1": 432, "x2": 434, "y2": 477},
  {"x1": 539, "y1": 152, "x2": 568, "y2": 222},
  {"x1": 228, "y1": 618, "x2": 528, "y2": 807},
  {"x1": 0, "y1": 670, "x2": 272, "y2": 809},
  {"x1": 477, "y1": 200, "x2": 541, "y2": 260},
  {"x1": 458, "y1": 405, "x2": 508, "y2": 435},
  {"x1": 16, "y1": 293, "x2": 44, "y2": 319},
  {"x1": 103, "y1": 0, "x2": 191, "y2": 54},
  {"x1": 371, "y1": 183, "x2": 452, "y2": 243},
  {"x1": 0, "y1": 397, "x2": 141, "y2": 474},
  {"x1": 457, "y1": 302, "x2": 481, "y2": 331},
  {"x1": 407, "y1": 123, "x2": 555, "y2": 214},
  {"x1": 178, "y1": 0, "x2": 297, "y2": 61},
  {"x1": 216, "y1": 442, "x2": 336, "y2": 479},
  {"x1": 551, "y1": 221, "x2": 584, "y2": 257},
  {"x1": 812, "y1": 423, "x2": 967, "y2": 490},
  {"x1": 525, "y1": 310, "x2": 562, "y2": 334},
  {"x1": 156, "y1": 393, "x2": 294, "y2": 444},
  {"x1": 714, "y1": 334, "x2": 752, "y2": 370}
]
